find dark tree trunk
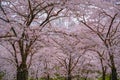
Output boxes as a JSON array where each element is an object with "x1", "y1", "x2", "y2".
[
  {"x1": 17, "y1": 38, "x2": 29, "y2": 80},
  {"x1": 111, "y1": 67, "x2": 117, "y2": 80},
  {"x1": 76, "y1": 75, "x2": 80, "y2": 80},
  {"x1": 102, "y1": 71, "x2": 106, "y2": 80},
  {"x1": 110, "y1": 54, "x2": 117, "y2": 80},
  {"x1": 45, "y1": 74, "x2": 50, "y2": 80},
  {"x1": 101, "y1": 63, "x2": 106, "y2": 80},
  {"x1": 17, "y1": 63, "x2": 28, "y2": 80},
  {"x1": 66, "y1": 74, "x2": 72, "y2": 80},
  {"x1": 35, "y1": 69, "x2": 39, "y2": 80},
  {"x1": 84, "y1": 76, "x2": 87, "y2": 80}
]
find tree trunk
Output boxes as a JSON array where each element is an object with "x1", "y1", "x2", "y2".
[
  {"x1": 84, "y1": 76, "x2": 87, "y2": 80},
  {"x1": 101, "y1": 66, "x2": 106, "y2": 80},
  {"x1": 111, "y1": 67, "x2": 117, "y2": 80},
  {"x1": 45, "y1": 74, "x2": 50, "y2": 80},
  {"x1": 109, "y1": 54, "x2": 117, "y2": 80},
  {"x1": 66, "y1": 74, "x2": 72, "y2": 80},
  {"x1": 66, "y1": 76, "x2": 71, "y2": 80},
  {"x1": 102, "y1": 72, "x2": 106, "y2": 80},
  {"x1": 76, "y1": 75, "x2": 80, "y2": 80},
  {"x1": 17, "y1": 63, "x2": 28, "y2": 80}
]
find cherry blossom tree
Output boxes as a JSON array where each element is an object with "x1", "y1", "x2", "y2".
[
  {"x1": 0, "y1": 0, "x2": 120, "y2": 80},
  {"x1": 0, "y1": 0, "x2": 65, "y2": 80},
  {"x1": 79, "y1": 7, "x2": 120, "y2": 80},
  {"x1": 46, "y1": 30, "x2": 88, "y2": 80}
]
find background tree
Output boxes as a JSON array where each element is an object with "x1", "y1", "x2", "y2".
[{"x1": 80, "y1": 9, "x2": 120, "y2": 80}]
